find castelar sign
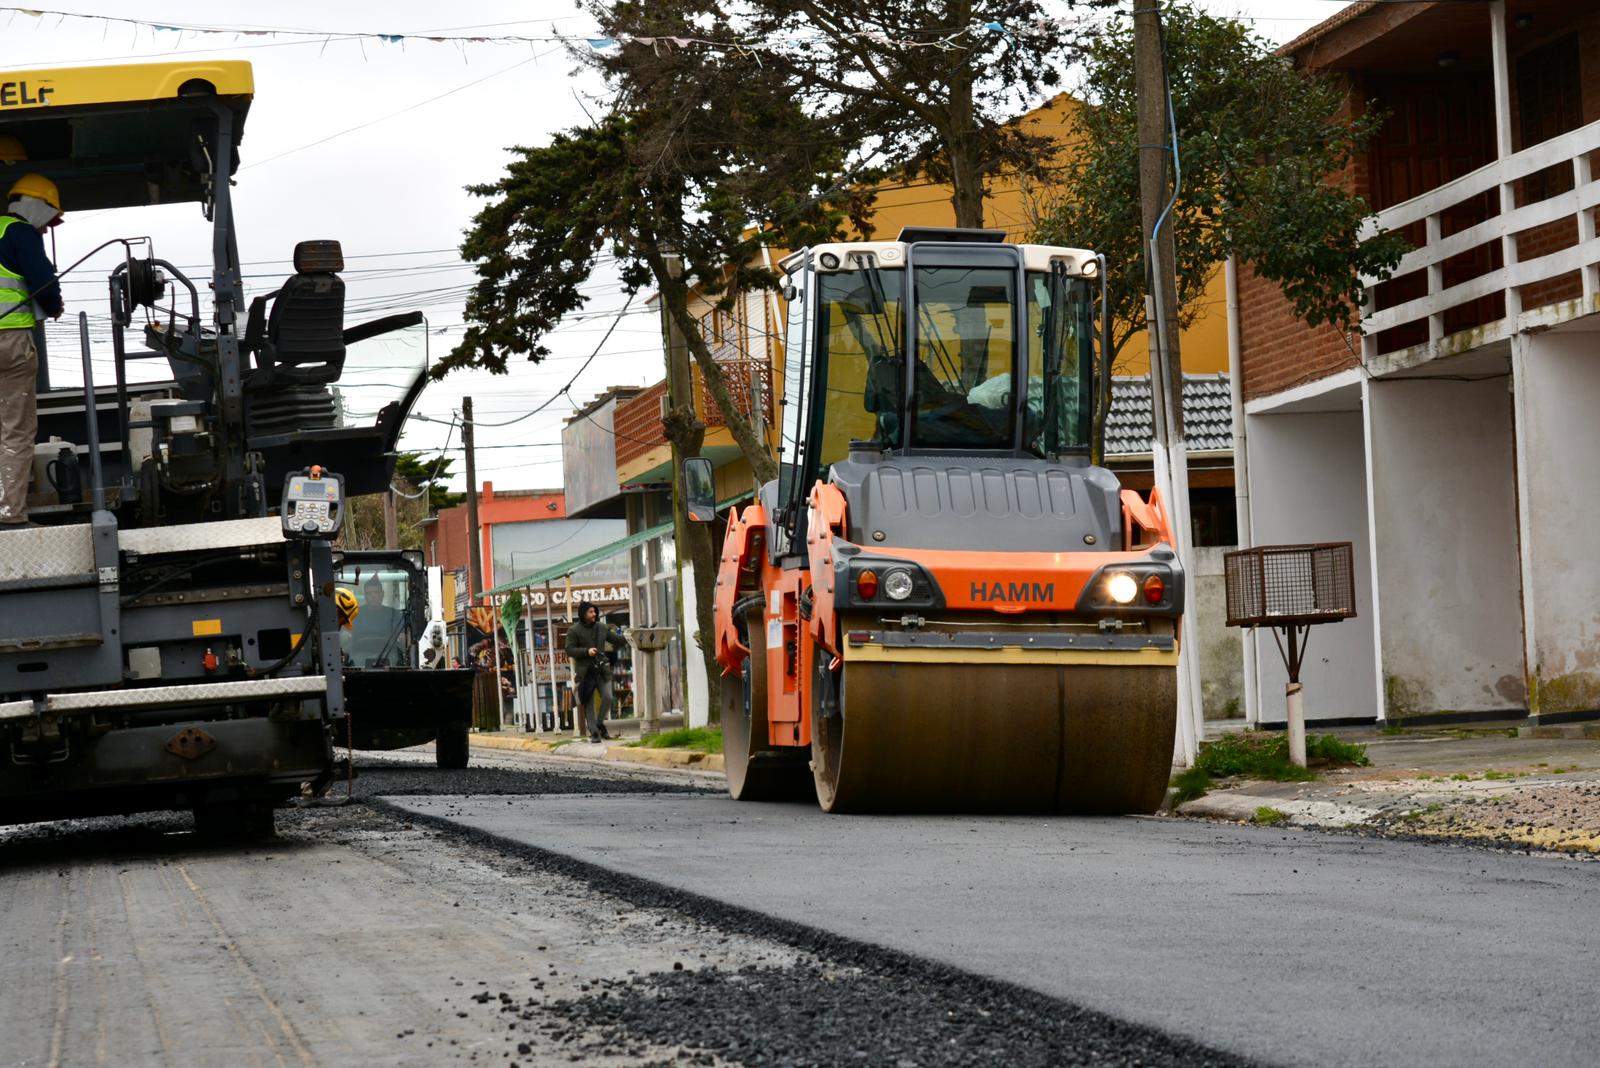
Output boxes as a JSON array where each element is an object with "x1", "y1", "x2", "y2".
[{"x1": 526, "y1": 585, "x2": 630, "y2": 608}]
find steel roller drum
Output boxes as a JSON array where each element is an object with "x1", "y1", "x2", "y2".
[{"x1": 811, "y1": 659, "x2": 1177, "y2": 814}]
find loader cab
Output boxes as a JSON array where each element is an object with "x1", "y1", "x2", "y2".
[{"x1": 771, "y1": 229, "x2": 1103, "y2": 559}]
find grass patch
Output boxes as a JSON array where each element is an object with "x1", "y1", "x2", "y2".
[
  {"x1": 1483, "y1": 769, "x2": 1513, "y2": 781},
  {"x1": 1169, "y1": 730, "x2": 1369, "y2": 802},
  {"x1": 1252, "y1": 806, "x2": 1288, "y2": 826},
  {"x1": 1450, "y1": 773, "x2": 1471, "y2": 781},
  {"x1": 1380, "y1": 722, "x2": 1408, "y2": 736},
  {"x1": 630, "y1": 727, "x2": 724, "y2": 753}
]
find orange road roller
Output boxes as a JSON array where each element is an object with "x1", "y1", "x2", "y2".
[{"x1": 693, "y1": 227, "x2": 1182, "y2": 813}]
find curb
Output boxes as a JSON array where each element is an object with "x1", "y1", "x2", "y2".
[
  {"x1": 468, "y1": 732, "x2": 725, "y2": 773},
  {"x1": 469, "y1": 734, "x2": 558, "y2": 754},
  {"x1": 606, "y1": 746, "x2": 726, "y2": 772}
]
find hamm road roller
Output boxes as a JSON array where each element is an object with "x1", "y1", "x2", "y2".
[{"x1": 690, "y1": 227, "x2": 1183, "y2": 813}]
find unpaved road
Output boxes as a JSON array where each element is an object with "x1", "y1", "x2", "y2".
[{"x1": 1, "y1": 751, "x2": 1241, "y2": 1068}]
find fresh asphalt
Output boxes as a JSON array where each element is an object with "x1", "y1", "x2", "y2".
[{"x1": 389, "y1": 787, "x2": 1600, "y2": 1068}]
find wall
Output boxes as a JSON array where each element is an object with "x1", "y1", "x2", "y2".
[
  {"x1": 1235, "y1": 263, "x2": 1362, "y2": 401},
  {"x1": 1366, "y1": 374, "x2": 1526, "y2": 715},
  {"x1": 1193, "y1": 546, "x2": 1244, "y2": 719},
  {"x1": 1514, "y1": 327, "x2": 1600, "y2": 714},
  {"x1": 1244, "y1": 410, "x2": 1378, "y2": 722}
]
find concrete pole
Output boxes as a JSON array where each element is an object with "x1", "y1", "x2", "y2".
[
  {"x1": 659, "y1": 255, "x2": 692, "y2": 741},
  {"x1": 1224, "y1": 255, "x2": 1259, "y2": 726},
  {"x1": 462, "y1": 397, "x2": 483, "y2": 604},
  {"x1": 543, "y1": 581, "x2": 558, "y2": 732},
  {"x1": 1135, "y1": 4, "x2": 1199, "y2": 765}
]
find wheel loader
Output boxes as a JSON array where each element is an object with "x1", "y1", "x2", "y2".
[
  {"x1": 0, "y1": 62, "x2": 431, "y2": 835},
  {"x1": 691, "y1": 228, "x2": 1183, "y2": 814}
]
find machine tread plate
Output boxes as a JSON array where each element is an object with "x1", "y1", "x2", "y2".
[
  {"x1": 0, "y1": 524, "x2": 95, "y2": 581},
  {"x1": 119, "y1": 516, "x2": 285, "y2": 555},
  {"x1": 44, "y1": 675, "x2": 327, "y2": 713}
]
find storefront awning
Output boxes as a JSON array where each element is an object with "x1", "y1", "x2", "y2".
[{"x1": 482, "y1": 490, "x2": 754, "y2": 598}]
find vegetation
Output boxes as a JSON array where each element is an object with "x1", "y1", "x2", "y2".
[
  {"x1": 1033, "y1": 1, "x2": 1408, "y2": 455},
  {"x1": 1170, "y1": 730, "x2": 1370, "y2": 803},
  {"x1": 1252, "y1": 806, "x2": 1287, "y2": 826},
  {"x1": 340, "y1": 451, "x2": 460, "y2": 551},
  {"x1": 631, "y1": 727, "x2": 724, "y2": 753}
]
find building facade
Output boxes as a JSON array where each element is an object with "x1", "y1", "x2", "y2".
[{"x1": 1233, "y1": 0, "x2": 1600, "y2": 726}]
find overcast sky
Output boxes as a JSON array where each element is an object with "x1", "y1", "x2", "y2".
[{"x1": 5, "y1": 0, "x2": 1355, "y2": 492}]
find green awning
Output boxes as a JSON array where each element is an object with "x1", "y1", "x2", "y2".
[{"x1": 483, "y1": 490, "x2": 754, "y2": 597}]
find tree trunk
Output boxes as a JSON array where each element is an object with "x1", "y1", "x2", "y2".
[{"x1": 946, "y1": 37, "x2": 986, "y2": 230}]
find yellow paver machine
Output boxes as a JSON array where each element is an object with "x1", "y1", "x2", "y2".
[{"x1": 692, "y1": 229, "x2": 1182, "y2": 813}]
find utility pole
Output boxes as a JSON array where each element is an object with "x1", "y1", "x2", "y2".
[
  {"x1": 658, "y1": 255, "x2": 695, "y2": 741},
  {"x1": 462, "y1": 396, "x2": 484, "y2": 605},
  {"x1": 1134, "y1": 3, "x2": 1202, "y2": 765},
  {"x1": 382, "y1": 487, "x2": 398, "y2": 550}
]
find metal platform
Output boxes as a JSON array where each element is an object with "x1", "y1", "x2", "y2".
[
  {"x1": 0, "y1": 675, "x2": 327, "y2": 720},
  {"x1": 0, "y1": 524, "x2": 96, "y2": 582},
  {"x1": 119, "y1": 517, "x2": 285, "y2": 555}
]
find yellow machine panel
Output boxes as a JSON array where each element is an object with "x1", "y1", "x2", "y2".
[{"x1": 0, "y1": 61, "x2": 253, "y2": 113}]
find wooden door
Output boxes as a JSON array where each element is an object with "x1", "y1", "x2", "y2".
[{"x1": 1367, "y1": 75, "x2": 1499, "y2": 350}]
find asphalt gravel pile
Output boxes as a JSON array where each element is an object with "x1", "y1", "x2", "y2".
[
  {"x1": 473, "y1": 960, "x2": 1251, "y2": 1068},
  {"x1": 345, "y1": 756, "x2": 717, "y2": 799}
]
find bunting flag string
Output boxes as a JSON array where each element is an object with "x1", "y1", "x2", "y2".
[{"x1": 0, "y1": 4, "x2": 1079, "y2": 59}]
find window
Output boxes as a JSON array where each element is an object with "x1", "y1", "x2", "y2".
[
  {"x1": 909, "y1": 266, "x2": 1016, "y2": 449},
  {"x1": 1024, "y1": 271, "x2": 1094, "y2": 455}
]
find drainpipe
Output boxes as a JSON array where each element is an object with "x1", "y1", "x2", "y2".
[{"x1": 1225, "y1": 255, "x2": 1259, "y2": 725}]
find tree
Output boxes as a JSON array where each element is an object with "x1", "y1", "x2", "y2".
[
  {"x1": 442, "y1": 2, "x2": 864, "y2": 700},
  {"x1": 744, "y1": 0, "x2": 1113, "y2": 229},
  {"x1": 394, "y1": 451, "x2": 463, "y2": 513},
  {"x1": 1032, "y1": 2, "x2": 1408, "y2": 455}
]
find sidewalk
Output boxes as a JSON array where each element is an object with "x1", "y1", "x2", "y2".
[
  {"x1": 468, "y1": 724, "x2": 725, "y2": 773},
  {"x1": 1177, "y1": 723, "x2": 1600, "y2": 855}
]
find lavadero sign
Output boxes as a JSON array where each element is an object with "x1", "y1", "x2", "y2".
[{"x1": 526, "y1": 585, "x2": 630, "y2": 609}]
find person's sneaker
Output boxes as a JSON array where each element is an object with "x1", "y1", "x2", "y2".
[{"x1": 589, "y1": 734, "x2": 602, "y2": 744}]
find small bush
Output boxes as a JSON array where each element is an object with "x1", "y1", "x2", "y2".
[
  {"x1": 1306, "y1": 734, "x2": 1371, "y2": 767},
  {"x1": 633, "y1": 727, "x2": 723, "y2": 753},
  {"x1": 1252, "y1": 806, "x2": 1288, "y2": 826},
  {"x1": 1170, "y1": 730, "x2": 1370, "y2": 802},
  {"x1": 1171, "y1": 766, "x2": 1212, "y2": 804}
]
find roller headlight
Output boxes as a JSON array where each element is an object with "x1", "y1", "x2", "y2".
[
  {"x1": 1106, "y1": 572, "x2": 1139, "y2": 605},
  {"x1": 883, "y1": 568, "x2": 915, "y2": 601}
]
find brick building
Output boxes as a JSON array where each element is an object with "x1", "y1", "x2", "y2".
[{"x1": 1232, "y1": 0, "x2": 1600, "y2": 726}]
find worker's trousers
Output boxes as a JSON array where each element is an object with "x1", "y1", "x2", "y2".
[{"x1": 0, "y1": 329, "x2": 37, "y2": 524}]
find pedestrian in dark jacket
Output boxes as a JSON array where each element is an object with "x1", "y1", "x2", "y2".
[{"x1": 565, "y1": 601, "x2": 625, "y2": 742}]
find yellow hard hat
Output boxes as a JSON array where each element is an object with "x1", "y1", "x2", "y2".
[
  {"x1": 335, "y1": 587, "x2": 360, "y2": 629},
  {"x1": 0, "y1": 136, "x2": 26, "y2": 164},
  {"x1": 8, "y1": 173, "x2": 60, "y2": 211}
]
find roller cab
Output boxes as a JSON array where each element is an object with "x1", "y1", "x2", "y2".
[{"x1": 708, "y1": 228, "x2": 1183, "y2": 813}]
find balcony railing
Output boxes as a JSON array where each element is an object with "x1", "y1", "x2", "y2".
[
  {"x1": 1360, "y1": 118, "x2": 1600, "y2": 361},
  {"x1": 696, "y1": 355, "x2": 775, "y2": 428},
  {"x1": 613, "y1": 357, "x2": 776, "y2": 473}
]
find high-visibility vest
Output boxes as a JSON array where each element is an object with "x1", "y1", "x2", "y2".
[{"x1": 0, "y1": 215, "x2": 38, "y2": 330}]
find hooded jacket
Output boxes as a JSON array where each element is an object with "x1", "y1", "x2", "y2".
[{"x1": 565, "y1": 615, "x2": 625, "y2": 685}]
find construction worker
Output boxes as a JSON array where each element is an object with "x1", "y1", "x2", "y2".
[{"x1": 0, "y1": 173, "x2": 63, "y2": 528}]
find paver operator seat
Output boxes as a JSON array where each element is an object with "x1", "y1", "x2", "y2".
[{"x1": 241, "y1": 239, "x2": 347, "y2": 388}]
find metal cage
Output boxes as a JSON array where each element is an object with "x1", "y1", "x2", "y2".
[{"x1": 1223, "y1": 543, "x2": 1356, "y2": 628}]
